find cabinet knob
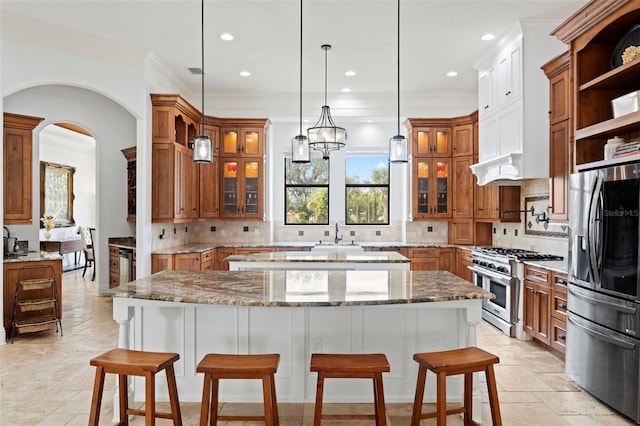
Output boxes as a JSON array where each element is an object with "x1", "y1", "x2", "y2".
[
  {"x1": 558, "y1": 303, "x2": 567, "y2": 309},
  {"x1": 506, "y1": 91, "x2": 511, "y2": 96},
  {"x1": 484, "y1": 105, "x2": 489, "y2": 109},
  {"x1": 559, "y1": 335, "x2": 566, "y2": 341}
]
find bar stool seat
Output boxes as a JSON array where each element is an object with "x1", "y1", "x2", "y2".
[
  {"x1": 197, "y1": 353, "x2": 280, "y2": 426},
  {"x1": 411, "y1": 347, "x2": 501, "y2": 426},
  {"x1": 89, "y1": 348, "x2": 182, "y2": 426},
  {"x1": 310, "y1": 353, "x2": 390, "y2": 426}
]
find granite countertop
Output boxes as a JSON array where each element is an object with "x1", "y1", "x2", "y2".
[
  {"x1": 3, "y1": 252, "x2": 63, "y2": 264},
  {"x1": 225, "y1": 251, "x2": 411, "y2": 263},
  {"x1": 108, "y1": 237, "x2": 136, "y2": 249},
  {"x1": 106, "y1": 269, "x2": 494, "y2": 307}
]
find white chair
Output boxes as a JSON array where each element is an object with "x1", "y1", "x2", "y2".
[{"x1": 79, "y1": 226, "x2": 96, "y2": 281}]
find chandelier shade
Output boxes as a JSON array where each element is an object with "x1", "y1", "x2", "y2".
[{"x1": 307, "y1": 44, "x2": 346, "y2": 160}]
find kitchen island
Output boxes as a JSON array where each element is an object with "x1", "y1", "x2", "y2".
[
  {"x1": 225, "y1": 250, "x2": 411, "y2": 270},
  {"x1": 108, "y1": 269, "x2": 493, "y2": 420}
]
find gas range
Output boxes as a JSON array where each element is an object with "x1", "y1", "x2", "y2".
[
  {"x1": 470, "y1": 247, "x2": 563, "y2": 337},
  {"x1": 472, "y1": 247, "x2": 563, "y2": 276}
]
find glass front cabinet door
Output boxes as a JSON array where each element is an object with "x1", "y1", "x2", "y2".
[
  {"x1": 220, "y1": 127, "x2": 264, "y2": 157},
  {"x1": 220, "y1": 159, "x2": 263, "y2": 218},
  {"x1": 412, "y1": 159, "x2": 451, "y2": 219}
]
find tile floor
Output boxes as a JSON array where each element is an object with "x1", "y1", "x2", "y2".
[{"x1": 0, "y1": 269, "x2": 635, "y2": 425}]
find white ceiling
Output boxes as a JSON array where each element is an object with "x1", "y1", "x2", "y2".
[{"x1": 1, "y1": 0, "x2": 587, "y2": 120}]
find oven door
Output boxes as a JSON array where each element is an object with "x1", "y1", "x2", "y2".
[{"x1": 470, "y1": 266, "x2": 516, "y2": 321}]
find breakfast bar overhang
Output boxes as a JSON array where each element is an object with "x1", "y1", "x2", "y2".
[{"x1": 109, "y1": 269, "x2": 493, "y2": 417}]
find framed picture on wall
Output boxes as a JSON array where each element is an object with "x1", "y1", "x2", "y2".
[{"x1": 40, "y1": 161, "x2": 76, "y2": 227}]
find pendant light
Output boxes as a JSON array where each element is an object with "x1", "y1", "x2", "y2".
[
  {"x1": 291, "y1": 0, "x2": 310, "y2": 163},
  {"x1": 191, "y1": 0, "x2": 213, "y2": 163},
  {"x1": 307, "y1": 44, "x2": 346, "y2": 160},
  {"x1": 389, "y1": 0, "x2": 408, "y2": 163}
]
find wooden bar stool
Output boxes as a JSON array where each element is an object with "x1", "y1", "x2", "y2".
[
  {"x1": 310, "y1": 353, "x2": 390, "y2": 426},
  {"x1": 197, "y1": 353, "x2": 280, "y2": 426},
  {"x1": 411, "y1": 347, "x2": 501, "y2": 426},
  {"x1": 89, "y1": 348, "x2": 182, "y2": 426}
]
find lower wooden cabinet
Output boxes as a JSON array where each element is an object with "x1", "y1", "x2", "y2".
[
  {"x1": 523, "y1": 264, "x2": 568, "y2": 354},
  {"x1": 456, "y1": 248, "x2": 474, "y2": 282},
  {"x1": 109, "y1": 246, "x2": 119, "y2": 288},
  {"x1": 152, "y1": 250, "x2": 215, "y2": 273},
  {"x1": 407, "y1": 247, "x2": 454, "y2": 273}
]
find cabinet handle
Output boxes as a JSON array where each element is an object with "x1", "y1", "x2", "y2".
[
  {"x1": 558, "y1": 304, "x2": 567, "y2": 309},
  {"x1": 484, "y1": 105, "x2": 489, "y2": 109},
  {"x1": 506, "y1": 91, "x2": 511, "y2": 96},
  {"x1": 559, "y1": 335, "x2": 566, "y2": 341}
]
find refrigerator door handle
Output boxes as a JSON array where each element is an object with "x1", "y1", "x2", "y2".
[
  {"x1": 587, "y1": 173, "x2": 603, "y2": 284},
  {"x1": 568, "y1": 315, "x2": 636, "y2": 350},
  {"x1": 569, "y1": 285, "x2": 637, "y2": 315}
]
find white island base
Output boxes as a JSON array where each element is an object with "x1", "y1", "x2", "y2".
[{"x1": 113, "y1": 298, "x2": 483, "y2": 417}]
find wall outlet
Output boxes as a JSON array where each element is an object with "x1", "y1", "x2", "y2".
[
  {"x1": 350, "y1": 231, "x2": 355, "y2": 236},
  {"x1": 375, "y1": 230, "x2": 381, "y2": 236},
  {"x1": 493, "y1": 227, "x2": 497, "y2": 234},
  {"x1": 298, "y1": 230, "x2": 304, "y2": 236},
  {"x1": 514, "y1": 229, "x2": 518, "y2": 236},
  {"x1": 503, "y1": 228, "x2": 507, "y2": 235},
  {"x1": 243, "y1": 226, "x2": 249, "y2": 232},
  {"x1": 210, "y1": 226, "x2": 216, "y2": 232},
  {"x1": 324, "y1": 231, "x2": 330, "y2": 236},
  {"x1": 173, "y1": 227, "x2": 177, "y2": 234},
  {"x1": 427, "y1": 226, "x2": 433, "y2": 232},
  {"x1": 185, "y1": 226, "x2": 188, "y2": 233}
]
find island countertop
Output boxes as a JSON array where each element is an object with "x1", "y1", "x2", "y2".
[
  {"x1": 225, "y1": 250, "x2": 410, "y2": 264},
  {"x1": 107, "y1": 269, "x2": 493, "y2": 307}
]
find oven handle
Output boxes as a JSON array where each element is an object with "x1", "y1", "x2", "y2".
[
  {"x1": 469, "y1": 266, "x2": 514, "y2": 285},
  {"x1": 568, "y1": 315, "x2": 636, "y2": 350},
  {"x1": 569, "y1": 285, "x2": 637, "y2": 315}
]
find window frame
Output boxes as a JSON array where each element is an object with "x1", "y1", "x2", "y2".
[
  {"x1": 344, "y1": 154, "x2": 390, "y2": 226},
  {"x1": 284, "y1": 156, "x2": 330, "y2": 225}
]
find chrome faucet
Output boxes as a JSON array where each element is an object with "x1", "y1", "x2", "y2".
[{"x1": 334, "y1": 222, "x2": 342, "y2": 244}]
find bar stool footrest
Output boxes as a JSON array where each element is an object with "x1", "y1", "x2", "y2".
[{"x1": 127, "y1": 408, "x2": 176, "y2": 419}]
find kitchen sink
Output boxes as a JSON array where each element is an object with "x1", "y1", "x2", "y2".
[{"x1": 311, "y1": 242, "x2": 364, "y2": 252}]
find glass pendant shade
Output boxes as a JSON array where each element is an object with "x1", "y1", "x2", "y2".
[
  {"x1": 192, "y1": 134, "x2": 213, "y2": 163},
  {"x1": 308, "y1": 106, "x2": 347, "y2": 159},
  {"x1": 291, "y1": 134, "x2": 310, "y2": 163},
  {"x1": 389, "y1": 134, "x2": 408, "y2": 163}
]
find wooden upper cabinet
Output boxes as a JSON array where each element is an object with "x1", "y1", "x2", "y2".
[
  {"x1": 552, "y1": 1, "x2": 640, "y2": 168},
  {"x1": 220, "y1": 119, "x2": 268, "y2": 158},
  {"x1": 199, "y1": 124, "x2": 220, "y2": 218},
  {"x1": 3, "y1": 112, "x2": 44, "y2": 224},
  {"x1": 220, "y1": 158, "x2": 263, "y2": 219},
  {"x1": 452, "y1": 156, "x2": 474, "y2": 218},
  {"x1": 412, "y1": 158, "x2": 451, "y2": 219},
  {"x1": 474, "y1": 185, "x2": 521, "y2": 222},
  {"x1": 542, "y1": 51, "x2": 571, "y2": 222},
  {"x1": 411, "y1": 126, "x2": 451, "y2": 157},
  {"x1": 452, "y1": 122, "x2": 475, "y2": 157},
  {"x1": 150, "y1": 94, "x2": 199, "y2": 146}
]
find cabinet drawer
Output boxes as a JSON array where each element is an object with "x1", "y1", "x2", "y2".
[
  {"x1": 408, "y1": 248, "x2": 439, "y2": 257},
  {"x1": 552, "y1": 288, "x2": 568, "y2": 321},
  {"x1": 109, "y1": 272, "x2": 119, "y2": 289},
  {"x1": 201, "y1": 260, "x2": 213, "y2": 271},
  {"x1": 109, "y1": 246, "x2": 119, "y2": 257},
  {"x1": 552, "y1": 272, "x2": 568, "y2": 288},
  {"x1": 524, "y1": 265, "x2": 549, "y2": 283},
  {"x1": 201, "y1": 250, "x2": 213, "y2": 263},
  {"x1": 109, "y1": 256, "x2": 119, "y2": 273},
  {"x1": 550, "y1": 317, "x2": 567, "y2": 354}
]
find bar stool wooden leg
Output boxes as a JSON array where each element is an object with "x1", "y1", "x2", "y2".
[
  {"x1": 210, "y1": 377, "x2": 220, "y2": 426},
  {"x1": 436, "y1": 371, "x2": 446, "y2": 426},
  {"x1": 118, "y1": 374, "x2": 128, "y2": 425},
  {"x1": 313, "y1": 371, "x2": 326, "y2": 426},
  {"x1": 411, "y1": 365, "x2": 427, "y2": 426},
  {"x1": 486, "y1": 364, "x2": 502, "y2": 426},
  {"x1": 89, "y1": 366, "x2": 105, "y2": 426},
  {"x1": 200, "y1": 373, "x2": 212, "y2": 426},
  {"x1": 373, "y1": 372, "x2": 387, "y2": 426},
  {"x1": 269, "y1": 373, "x2": 279, "y2": 425},
  {"x1": 166, "y1": 364, "x2": 182, "y2": 425}
]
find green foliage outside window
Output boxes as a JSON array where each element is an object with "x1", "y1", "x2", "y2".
[
  {"x1": 285, "y1": 158, "x2": 329, "y2": 224},
  {"x1": 345, "y1": 156, "x2": 389, "y2": 225}
]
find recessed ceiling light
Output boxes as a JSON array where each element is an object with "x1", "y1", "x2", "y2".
[
  {"x1": 341, "y1": 88, "x2": 351, "y2": 93},
  {"x1": 446, "y1": 71, "x2": 458, "y2": 77},
  {"x1": 240, "y1": 71, "x2": 251, "y2": 77},
  {"x1": 220, "y1": 33, "x2": 234, "y2": 41},
  {"x1": 481, "y1": 33, "x2": 495, "y2": 41},
  {"x1": 345, "y1": 71, "x2": 356, "y2": 77}
]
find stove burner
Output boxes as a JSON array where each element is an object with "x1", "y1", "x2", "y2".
[{"x1": 474, "y1": 247, "x2": 563, "y2": 261}]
